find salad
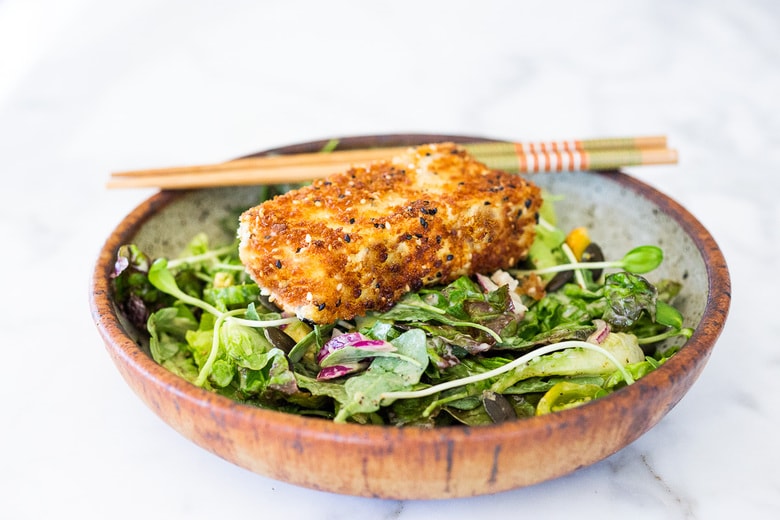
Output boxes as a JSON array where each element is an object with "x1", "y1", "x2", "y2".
[{"x1": 112, "y1": 191, "x2": 692, "y2": 426}]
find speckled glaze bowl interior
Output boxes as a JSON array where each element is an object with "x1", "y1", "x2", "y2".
[{"x1": 90, "y1": 134, "x2": 730, "y2": 499}]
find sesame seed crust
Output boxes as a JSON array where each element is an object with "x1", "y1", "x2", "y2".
[{"x1": 238, "y1": 142, "x2": 542, "y2": 323}]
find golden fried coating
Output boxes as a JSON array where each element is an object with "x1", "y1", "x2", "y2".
[{"x1": 238, "y1": 142, "x2": 542, "y2": 323}]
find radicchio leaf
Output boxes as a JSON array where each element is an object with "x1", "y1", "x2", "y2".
[
  {"x1": 587, "y1": 319, "x2": 610, "y2": 344},
  {"x1": 315, "y1": 332, "x2": 397, "y2": 380},
  {"x1": 316, "y1": 332, "x2": 368, "y2": 364},
  {"x1": 316, "y1": 362, "x2": 370, "y2": 381}
]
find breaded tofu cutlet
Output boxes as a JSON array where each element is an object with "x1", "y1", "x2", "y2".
[{"x1": 238, "y1": 142, "x2": 542, "y2": 324}]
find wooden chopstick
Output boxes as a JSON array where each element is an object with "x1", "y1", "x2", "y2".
[{"x1": 107, "y1": 136, "x2": 677, "y2": 190}]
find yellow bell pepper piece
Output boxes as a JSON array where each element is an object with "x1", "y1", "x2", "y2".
[
  {"x1": 536, "y1": 381, "x2": 605, "y2": 415},
  {"x1": 565, "y1": 227, "x2": 591, "y2": 260}
]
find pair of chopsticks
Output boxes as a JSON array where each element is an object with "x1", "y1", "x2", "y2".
[{"x1": 107, "y1": 136, "x2": 678, "y2": 190}]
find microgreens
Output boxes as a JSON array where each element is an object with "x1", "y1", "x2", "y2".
[{"x1": 513, "y1": 245, "x2": 663, "y2": 277}]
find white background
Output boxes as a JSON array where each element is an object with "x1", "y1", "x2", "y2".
[{"x1": 1, "y1": 1, "x2": 778, "y2": 518}]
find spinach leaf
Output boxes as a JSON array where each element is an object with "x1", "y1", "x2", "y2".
[{"x1": 377, "y1": 278, "x2": 514, "y2": 343}]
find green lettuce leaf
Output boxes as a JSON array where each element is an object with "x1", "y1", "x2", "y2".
[{"x1": 333, "y1": 329, "x2": 429, "y2": 423}]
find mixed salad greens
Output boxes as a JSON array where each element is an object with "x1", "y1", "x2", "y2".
[{"x1": 112, "y1": 191, "x2": 693, "y2": 426}]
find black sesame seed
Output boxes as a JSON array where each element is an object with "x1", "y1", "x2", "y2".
[
  {"x1": 436, "y1": 235, "x2": 442, "y2": 243},
  {"x1": 274, "y1": 259, "x2": 282, "y2": 269},
  {"x1": 317, "y1": 303, "x2": 326, "y2": 311},
  {"x1": 484, "y1": 201, "x2": 491, "y2": 205},
  {"x1": 420, "y1": 217, "x2": 428, "y2": 228},
  {"x1": 349, "y1": 218, "x2": 356, "y2": 224},
  {"x1": 524, "y1": 198, "x2": 533, "y2": 208},
  {"x1": 446, "y1": 254, "x2": 454, "y2": 261},
  {"x1": 344, "y1": 234, "x2": 351, "y2": 243}
]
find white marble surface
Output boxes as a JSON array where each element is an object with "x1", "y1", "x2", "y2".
[{"x1": 1, "y1": 0, "x2": 778, "y2": 518}]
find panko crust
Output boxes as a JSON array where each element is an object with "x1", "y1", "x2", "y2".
[{"x1": 238, "y1": 143, "x2": 542, "y2": 323}]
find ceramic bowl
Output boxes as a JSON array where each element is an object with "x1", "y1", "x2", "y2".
[{"x1": 90, "y1": 134, "x2": 730, "y2": 499}]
